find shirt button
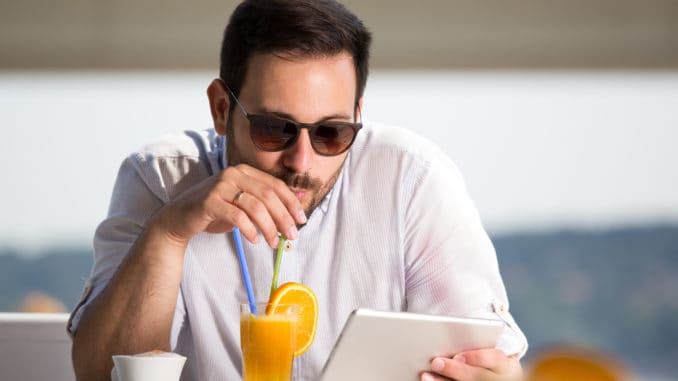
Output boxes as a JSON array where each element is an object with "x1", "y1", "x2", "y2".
[
  {"x1": 492, "y1": 300, "x2": 507, "y2": 315},
  {"x1": 284, "y1": 241, "x2": 293, "y2": 252}
]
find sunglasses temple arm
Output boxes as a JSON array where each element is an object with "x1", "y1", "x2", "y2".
[
  {"x1": 222, "y1": 81, "x2": 249, "y2": 117},
  {"x1": 355, "y1": 102, "x2": 363, "y2": 123}
]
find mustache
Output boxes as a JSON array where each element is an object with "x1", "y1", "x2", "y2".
[{"x1": 271, "y1": 170, "x2": 322, "y2": 190}]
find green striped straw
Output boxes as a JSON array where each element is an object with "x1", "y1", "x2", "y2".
[{"x1": 269, "y1": 233, "x2": 287, "y2": 301}]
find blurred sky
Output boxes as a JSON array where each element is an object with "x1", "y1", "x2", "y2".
[{"x1": 1, "y1": 70, "x2": 678, "y2": 251}]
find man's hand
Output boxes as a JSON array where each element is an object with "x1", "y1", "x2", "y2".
[
  {"x1": 154, "y1": 163, "x2": 307, "y2": 248},
  {"x1": 73, "y1": 163, "x2": 307, "y2": 380},
  {"x1": 420, "y1": 349, "x2": 523, "y2": 381}
]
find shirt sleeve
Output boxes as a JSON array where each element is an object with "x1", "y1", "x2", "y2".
[
  {"x1": 402, "y1": 149, "x2": 528, "y2": 358},
  {"x1": 67, "y1": 154, "x2": 186, "y2": 341}
]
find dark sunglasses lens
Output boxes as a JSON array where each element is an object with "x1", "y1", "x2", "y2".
[
  {"x1": 312, "y1": 124, "x2": 356, "y2": 155},
  {"x1": 249, "y1": 116, "x2": 297, "y2": 151}
]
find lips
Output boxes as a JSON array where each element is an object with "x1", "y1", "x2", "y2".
[{"x1": 289, "y1": 187, "x2": 308, "y2": 200}]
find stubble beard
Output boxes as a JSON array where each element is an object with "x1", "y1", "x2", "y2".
[{"x1": 226, "y1": 125, "x2": 343, "y2": 222}]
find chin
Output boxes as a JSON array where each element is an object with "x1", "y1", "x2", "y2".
[{"x1": 301, "y1": 196, "x2": 321, "y2": 220}]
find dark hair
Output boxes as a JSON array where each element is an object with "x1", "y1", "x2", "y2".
[{"x1": 219, "y1": 0, "x2": 371, "y2": 105}]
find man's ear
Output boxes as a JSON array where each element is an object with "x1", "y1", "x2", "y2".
[{"x1": 207, "y1": 79, "x2": 231, "y2": 136}]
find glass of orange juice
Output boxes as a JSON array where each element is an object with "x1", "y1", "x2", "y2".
[{"x1": 240, "y1": 302, "x2": 299, "y2": 381}]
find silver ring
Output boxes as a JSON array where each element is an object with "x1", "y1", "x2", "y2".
[{"x1": 232, "y1": 190, "x2": 245, "y2": 206}]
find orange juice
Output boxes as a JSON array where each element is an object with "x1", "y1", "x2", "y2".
[{"x1": 240, "y1": 305, "x2": 298, "y2": 381}]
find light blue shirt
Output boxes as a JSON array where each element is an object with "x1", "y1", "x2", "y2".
[{"x1": 69, "y1": 123, "x2": 527, "y2": 380}]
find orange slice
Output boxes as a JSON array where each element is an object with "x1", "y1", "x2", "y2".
[{"x1": 266, "y1": 282, "x2": 318, "y2": 357}]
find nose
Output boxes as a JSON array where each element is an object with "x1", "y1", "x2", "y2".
[{"x1": 282, "y1": 128, "x2": 314, "y2": 173}]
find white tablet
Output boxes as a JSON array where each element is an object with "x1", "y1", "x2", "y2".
[{"x1": 318, "y1": 309, "x2": 505, "y2": 381}]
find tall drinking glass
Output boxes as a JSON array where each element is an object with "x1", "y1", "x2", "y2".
[{"x1": 240, "y1": 302, "x2": 298, "y2": 381}]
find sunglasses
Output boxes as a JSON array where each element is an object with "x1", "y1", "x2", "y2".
[{"x1": 225, "y1": 84, "x2": 362, "y2": 156}]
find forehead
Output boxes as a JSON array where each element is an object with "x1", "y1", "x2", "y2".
[{"x1": 238, "y1": 51, "x2": 357, "y2": 120}]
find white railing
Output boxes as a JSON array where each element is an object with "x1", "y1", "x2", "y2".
[{"x1": 0, "y1": 313, "x2": 74, "y2": 381}]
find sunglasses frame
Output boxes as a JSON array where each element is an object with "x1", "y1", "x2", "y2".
[{"x1": 223, "y1": 82, "x2": 362, "y2": 156}]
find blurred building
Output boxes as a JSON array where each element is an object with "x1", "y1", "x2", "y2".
[{"x1": 1, "y1": 0, "x2": 677, "y2": 70}]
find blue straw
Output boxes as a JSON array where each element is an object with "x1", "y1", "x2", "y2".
[{"x1": 233, "y1": 227, "x2": 257, "y2": 314}]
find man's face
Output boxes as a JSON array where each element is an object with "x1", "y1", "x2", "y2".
[{"x1": 225, "y1": 51, "x2": 359, "y2": 217}]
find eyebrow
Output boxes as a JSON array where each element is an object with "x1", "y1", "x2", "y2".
[{"x1": 257, "y1": 107, "x2": 353, "y2": 123}]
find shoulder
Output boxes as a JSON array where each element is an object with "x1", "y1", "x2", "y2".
[
  {"x1": 132, "y1": 129, "x2": 218, "y2": 163},
  {"x1": 121, "y1": 129, "x2": 220, "y2": 201},
  {"x1": 350, "y1": 121, "x2": 463, "y2": 184},
  {"x1": 355, "y1": 121, "x2": 441, "y2": 157}
]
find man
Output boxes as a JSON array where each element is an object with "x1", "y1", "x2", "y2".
[{"x1": 70, "y1": 1, "x2": 527, "y2": 380}]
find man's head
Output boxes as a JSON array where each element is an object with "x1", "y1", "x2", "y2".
[
  {"x1": 207, "y1": 0, "x2": 371, "y2": 217},
  {"x1": 219, "y1": 0, "x2": 371, "y2": 104}
]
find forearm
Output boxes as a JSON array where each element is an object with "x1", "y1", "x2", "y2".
[
  {"x1": 72, "y1": 219, "x2": 187, "y2": 381},
  {"x1": 71, "y1": 160, "x2": 307, "y2": 380}
]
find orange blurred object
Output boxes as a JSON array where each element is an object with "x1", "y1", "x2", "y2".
[
  {"x1": 17, "y1": 291, "x2": 67, "y2": 313},
  {"x1": 526, "y1": 346, "x2": 630, "y2": 381}
]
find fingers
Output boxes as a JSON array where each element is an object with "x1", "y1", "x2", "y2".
[
  {"x1": 219, "y1": 165, "x2": 305, "y2": 247},
  {"x1": 233, "y1": 165, "x2": 307, "y2": 224},
  {"x1": 422, "y1": 349, "x2": 519, "y2": 381},
  {"x1": 236, "y1": 179, "x2": 300, "y2": 239},
  {"x1": 160, "y1": 163, "x2": 308, "y2": 248},
  {"x1": 225, "y1": 190, "x2": 284, "y2": 247},
  {"x1": 457, "y1": 349, "x2": 510, "y2": 373},
  {"x1": 422, "y1": 355, "x2": 494, "y2": 381},
  {"x1": 204, "y1": 196, "x2": 259, "y2": 244},
  {"x1": 419, "y1": 370, "x2": 451, "y2": 381}
]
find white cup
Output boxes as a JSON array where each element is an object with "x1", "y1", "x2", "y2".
[{"x1": 111, "y1": 354, "x2": 186, "y2": 381}]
